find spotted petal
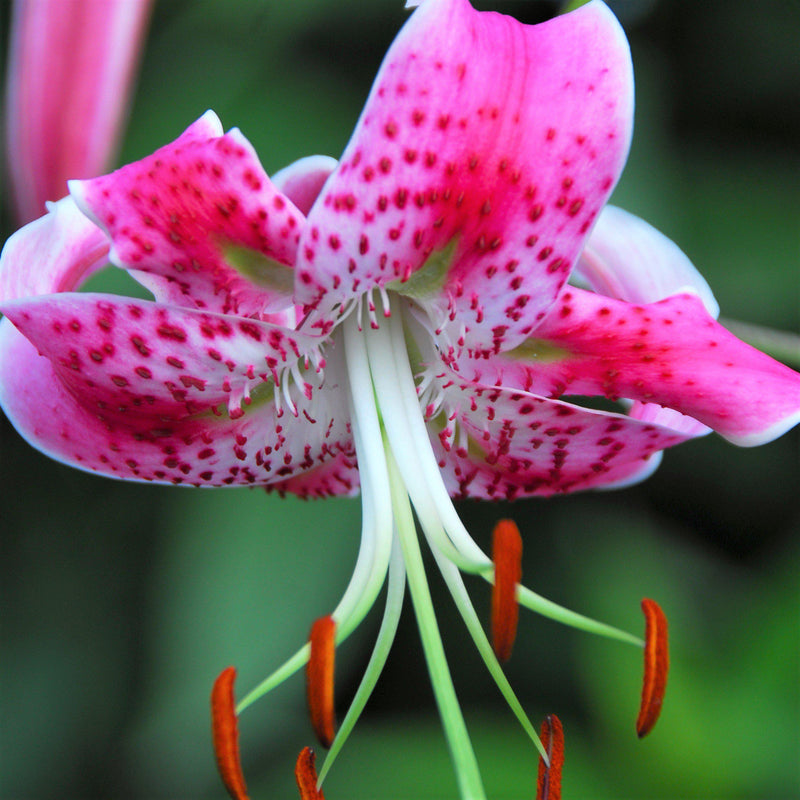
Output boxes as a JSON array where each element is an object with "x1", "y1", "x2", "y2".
[
  {"x1": 0, "y1": 195, "x2": 109, "y2": 301},
  {"x1": 296, "y1": 0, "x2": 633, "y2": 353},
  {"x1": 0, "y1": 294, "x2": 353, "y2": 487},
  {"x1": 431, "y1": 382, "x2": 691, "y2": 500},
  {"x1": 457, "y1": 287, "x2": 800, "y2": 447},
  {"x1": 574, "y1": 204, "x2": 721, "y2": 437},
  {"x1": 70, "y1": 111, "x2": 305, "y2": 317}
]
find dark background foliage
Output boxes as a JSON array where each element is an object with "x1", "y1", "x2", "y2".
[{"x1": 1, "y1": 1, "x2": 798, "y2": 798}]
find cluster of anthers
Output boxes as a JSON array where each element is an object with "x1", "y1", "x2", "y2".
[{"x1": 209, "y1": 524, "x2": 669, "y2": 800}]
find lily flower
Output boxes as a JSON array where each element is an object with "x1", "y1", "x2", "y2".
[
  {"x1": 1, "y1": 1, "x2": 798, "y2": 797},
  {"x1": 5, "y1": 0, "x2": 153, "y2": 224}
]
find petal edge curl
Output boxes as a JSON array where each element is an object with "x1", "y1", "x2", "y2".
[{"x1": 70, "y1": 113, "x2": 305, "y2": 317}]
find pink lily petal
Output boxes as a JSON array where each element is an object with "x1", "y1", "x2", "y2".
[
  {"x1": 576, "y1": 204, "x2": 721, "y2": 437},
  {"x1": 432, "y1": 382, "x2": 691, "y2": 500},
  {"x1": 577, "y1": 205, "x2": 719, "y2": 316},
  {"x1": 271, "y1": 155, "x2": 337, "y2": 216},
  {"x1": 464, "y1": 287, "x2": 800, "y2": 446},
  {"x1": 296, "y1": 0, "x2": 633, "y2": 353},
  {"x1": 6, "y1": 0, "x2": 152, "y2": 224},
  {"x1": 70, "y1": 112, "x2": 305, "y2": 318},
  {"x1": 0, "y1": 295, "x2": 353, "y2": 487},
  {"x1": 626, "y1": 403, "x2": 709, "y2": 439},
  {"x1": 0, "y1": 196, "x2": 109, "y2": 301},
  {"x1": 267, "y1": 449, "x2": 360, "y2": 499}
]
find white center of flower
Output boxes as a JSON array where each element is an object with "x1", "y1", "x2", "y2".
[{"x1": 343, "y1": 299, "x2": 492, "y2": 575}]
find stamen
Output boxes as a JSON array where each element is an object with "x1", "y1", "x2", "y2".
[
  {"x1": 429, "y1": 541, "x2": 548, "y2": 761},
  {"x1": 295, "y1": 747, "x2": 326, "y2": 800},
  {"x1": 536, "y1": 714, "x2": 564, "y2": 800},
  {"x1": 211, "y1": 667, "x2": 251, "y2": 800},
  {"x1": 636, "y1": 598, "x2": 669, "y2": 738},
  {"x1": 307, "y1": 615, "x2": 337, "y2": 748},
  {"x1": 318, "y1": 535, "x2": 407, "y2": 786},
  {"x1": 491, "y1": 519, "x2": 522, "y2": 662}
]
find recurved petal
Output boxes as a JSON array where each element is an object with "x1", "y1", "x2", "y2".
[
  {"x1": 70, "y1": 112, "x2": 304, "y2": 317},
  {"x1": 296, "y1": 0, "x2": 633, "y2": 352},
  {"x1": 471, "y1": 286, "x2": 800, "y2": 446},
  {"x1": 272, "y1": 155, "x2": 337, "y2": 216},
  {"x1": 0, "y1": 195, "x2": 109, "y2": 301},
  {"x1": 0, "y1": 295, "x2": 353, "y2": 487},
  {"x1": 576, "y1": 205, "x2": 719, "y2": 316},
  {"x1": 431, "y1": 382, "x2": 691, "y2": 500}
]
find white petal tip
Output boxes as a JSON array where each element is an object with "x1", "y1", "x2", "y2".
[
  {"x1": 599, "y1": 451, "x2": 664, "y2": 491},
  {"x1": 723, "y1": 409, "x2": 800, "y2": 448},
  {"x1": 198, "y1": 109, "x2": 224, "y2": 135}
]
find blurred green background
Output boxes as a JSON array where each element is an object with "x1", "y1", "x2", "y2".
[{"x1": 1, "y1": 1, "x2": 798, "y2": 798}]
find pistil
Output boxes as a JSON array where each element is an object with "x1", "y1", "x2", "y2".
[{"x1": 387, "y1": 445, "x2": 486, "y2": 800}]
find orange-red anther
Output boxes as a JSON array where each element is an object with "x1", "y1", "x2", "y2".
[
  {"x1": 295, "y1": 746, "x2": 326, "y2": 800},
  {"x1": 637, "y1": 598, "x2": 669, "y2": 738},
  {"x1": 307, "y1": 615, "x2": 337, "y2": 748},
  {"x1": 536, "y1": 714, "x2": 564, "y2": 800},
  {"x1": 211, "y1": 666, "x2": 251, "y2": 800},
  {"x1": 491, "y1": 518, "x2": 523, "y2": 662}
]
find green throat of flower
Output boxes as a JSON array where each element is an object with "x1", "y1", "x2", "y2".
[{"x1": 211, "y1": 295, "x2": 668, "y2": 800}]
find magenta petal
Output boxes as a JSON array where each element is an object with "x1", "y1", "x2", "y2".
[
  {"x1": 0, "y1": 295, "x2": 353, "y2": 486},
  {"x1": 6, "y1": 0, "x2": 153, "y2": 224},
  {"x1": 70, "y1": 113, "x2": 305, "y2": 317},
  {"x1": 297, "y1": 0, "x2": 633, "y2": 351},
  {"x1": 267, "y1": 449, "x2": 360, "y2": 498},
  {"x1": 432, "y1": 384, "x2": 691, "y2": 500},
  {"x1": 0, "y1": 196, "x2": 109, "y2": 301},
  {"x1": 486, "y1": 287, "x2": 800, "y2": 446},
  {"x1": 626, "y1": 403, "x2": 710, "y2": 439}
]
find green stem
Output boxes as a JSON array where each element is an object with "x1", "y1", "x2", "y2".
[{"x1": 386, "y1": 442, "x2": 486, "y2": 800}]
